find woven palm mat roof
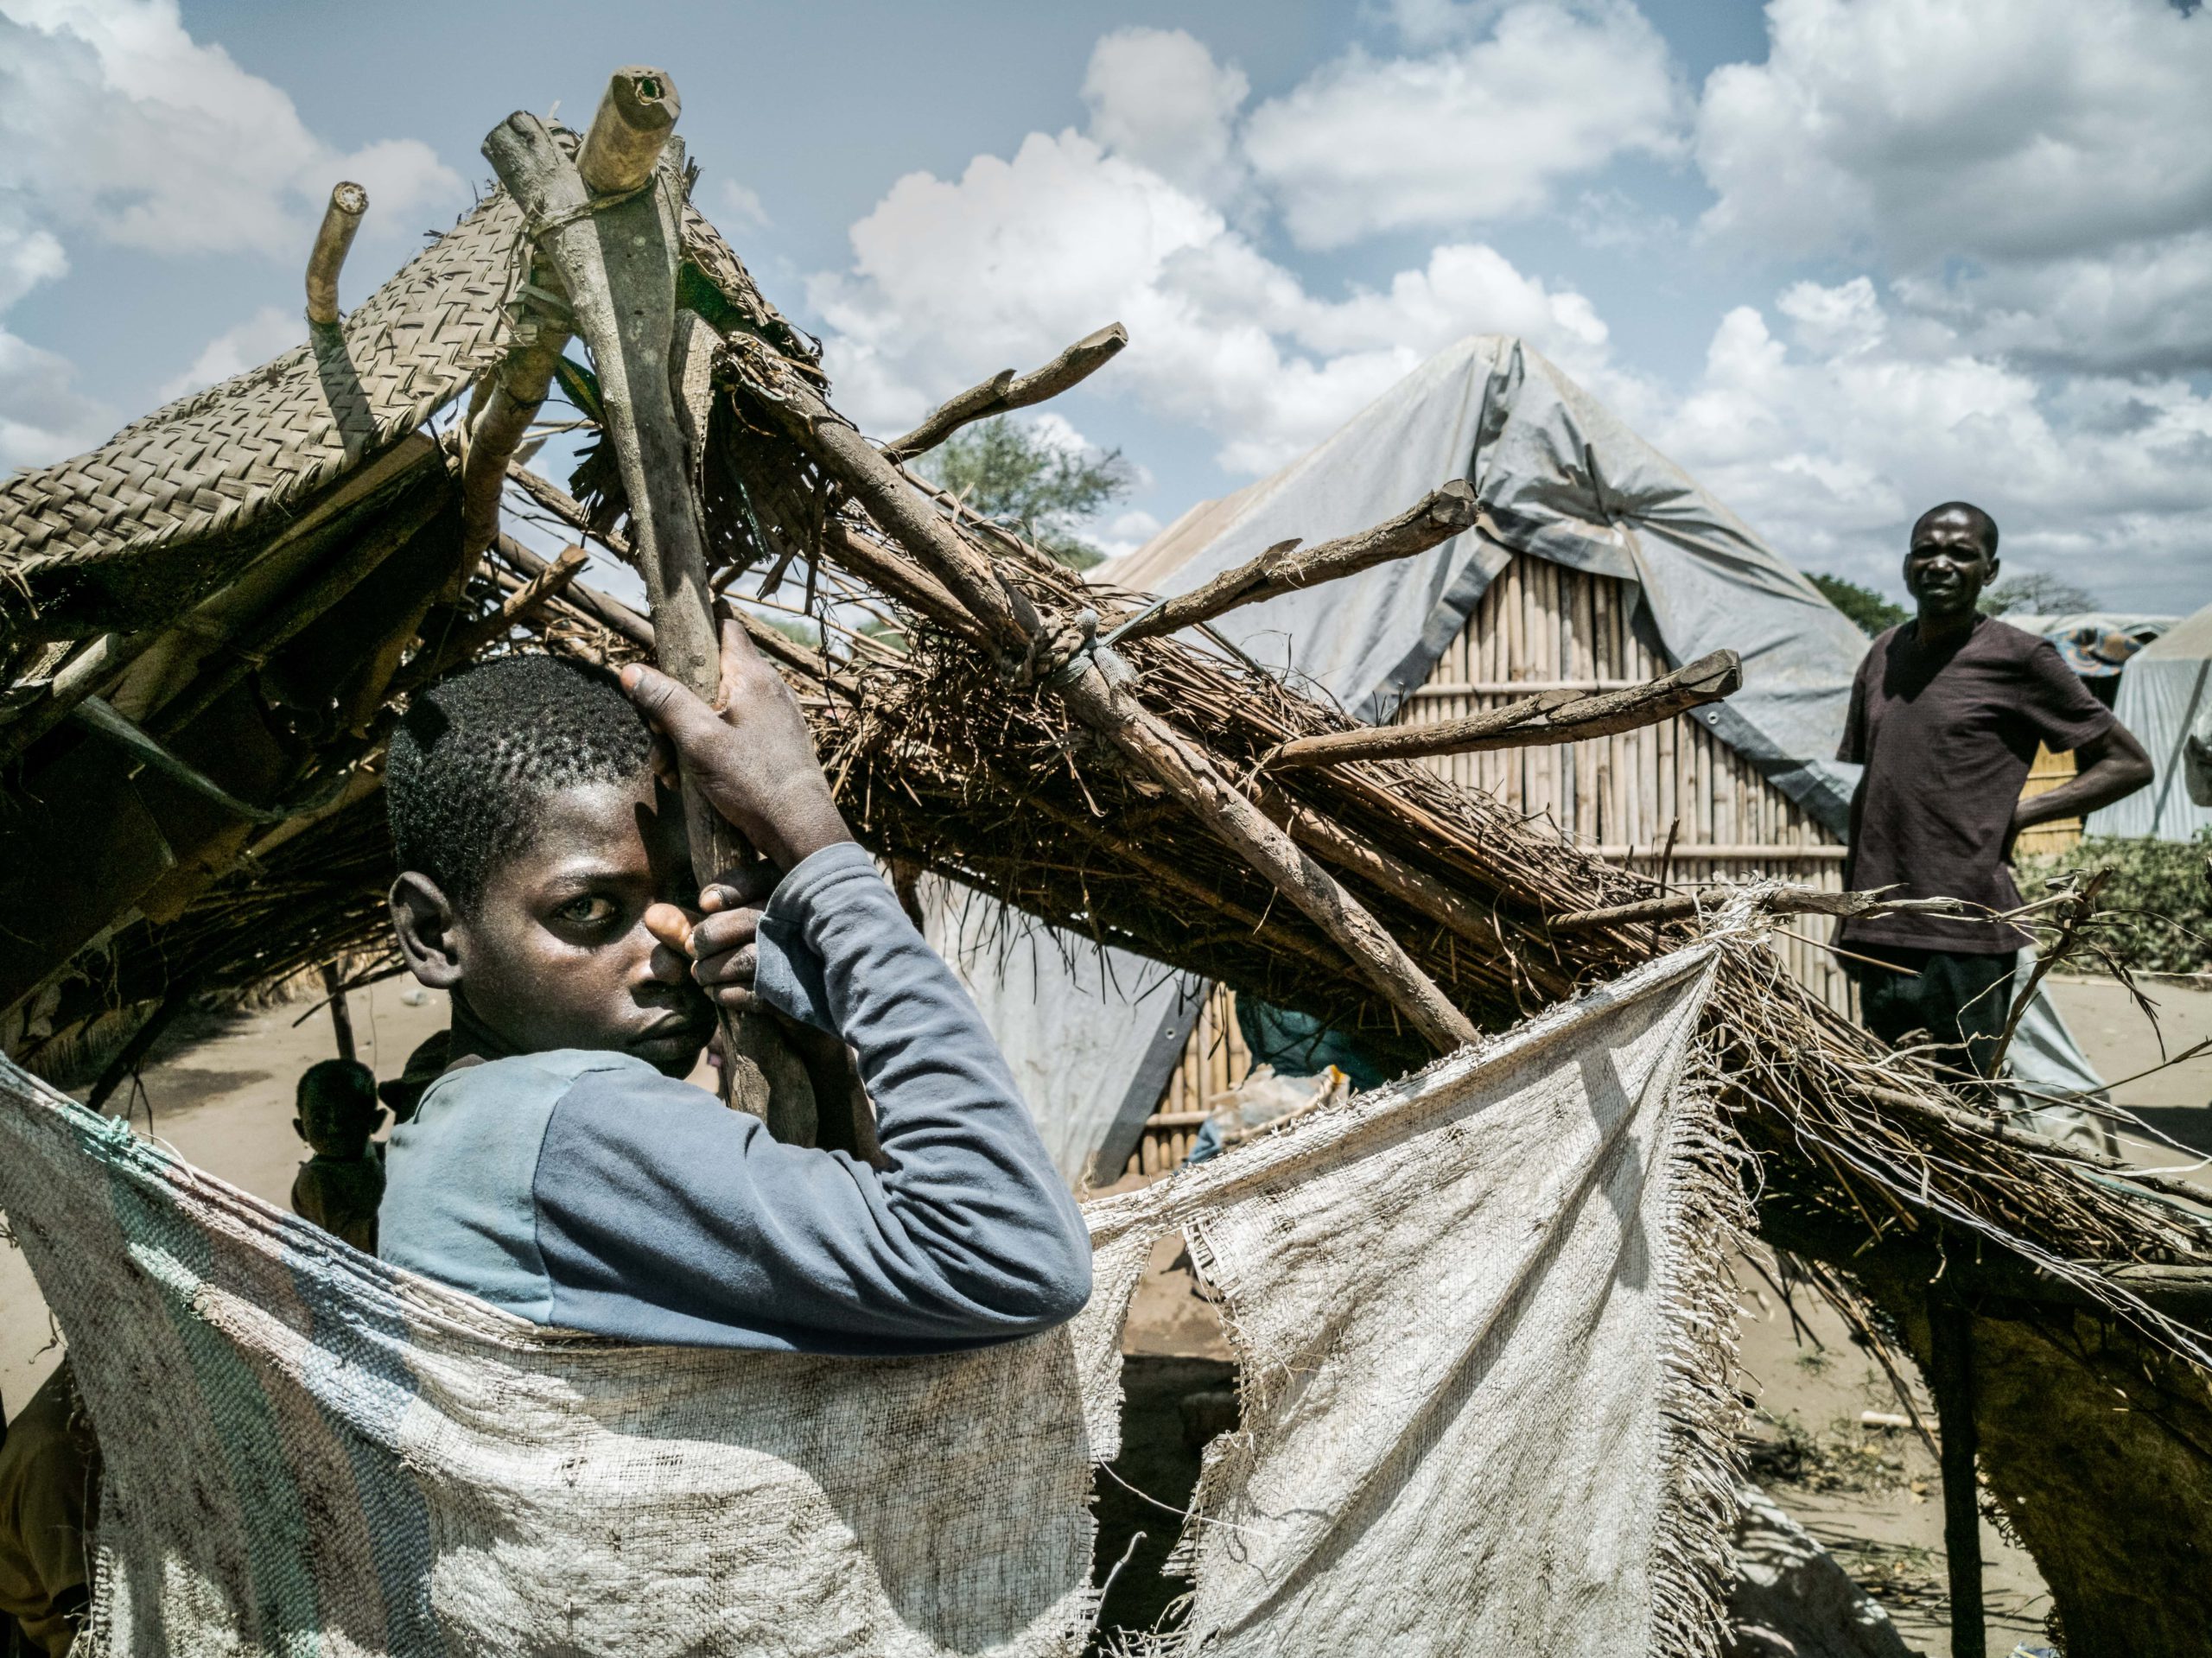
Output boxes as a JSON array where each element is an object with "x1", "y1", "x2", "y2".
[
  {"x1": 0, "y1": 182, "x2": 810, "y2": 641},
  {"x1": 0, "y1": 198, "x2": 514, "y2": 639}
]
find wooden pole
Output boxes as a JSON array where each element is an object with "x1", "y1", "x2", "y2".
[
  {"x1": 483, "y1": 79, "x2": 816, "y2": 1135},
  {"x1": 457, "y1": 286, "x2": 572, "y2": 559},
  {"x1": 1270, "y1": 650, "x2": 1743, "y2": 770},
  {"x1": 881, "y1": 324, "x2": 1128, "y2": 464},
  {"x1": 1547, "y1": 886, "x2": 1962, "y2": 934},
  {"x1": 1110, "y1": 481, "x2": 1479, "y2": 646},
  {"x1": 1254, "y1": 787, "x2": 1508, "y2": 953},
  {"x1": 149, "y1": 484, "x2": 451, "y2": 740},
  {"x1": 492, "y1": 534, "x2": 834, "y2": 689},
  {"x1": 1927, "y1": 1298, "x2": 1986, "y2": 1657},
  {"x1": 319, "y1": 961, "x2": 358, "y2": 1064},
  {"x1": 576, "y1": 67, "x2": 680, "y2": 193},
  {"x1": 1058, "y1": 653, "x2": 1478, "y2": 1051},
  {"x1": 304, "y1": 182, "x2": 367, "y2": 328}
]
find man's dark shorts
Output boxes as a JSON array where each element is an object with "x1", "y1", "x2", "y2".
[{"x1": 1850, "y1": 946, "x2": 2018, "y2": 1080}]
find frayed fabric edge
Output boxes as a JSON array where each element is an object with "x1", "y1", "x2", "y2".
[{"x1": 1644, "y1": 1047, "x2": 1754, "y2": 1658}]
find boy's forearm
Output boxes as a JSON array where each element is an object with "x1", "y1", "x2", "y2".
[{"x1": 750, "y1": 844, "x2": 1090, "y2": 1317}]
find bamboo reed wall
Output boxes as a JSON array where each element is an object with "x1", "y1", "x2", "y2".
[
  {"x1": 1126, "y1": 551, "x2": 1852, "y2": 1177},
  {"x1": 1132, "y1": 983, "x2": 1252, "y2": 1177},
  {"x1": 2016, "y1": 746, "x2": 2082, "y2": 856}
]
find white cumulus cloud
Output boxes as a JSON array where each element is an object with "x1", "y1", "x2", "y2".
[
  {"x1": 1244, "y1": 2, "x2": 1687, "y2": 249},
  {"x1": 0, "y1": 0, "x2": 462, "y2": 256},
  {"x1": 810, "y1": 31, "x2": 1616, "y2": 478},
  {"x1": 157, "y1": 304, "x2": 304, "y2": 401},
  {"x1": 1082, "y1": 27, "x2": 1249, "y2": 202},
  {"x1": 1654, "y1": 278, "x2": 2212, "y2": 613},
  {"x1": 0, "y1": 0, "x2": 464, "y2": 469},
  {"x1": 1696, "y1": 0, "x2": 2212, "y2": 371},
  {"x1": 0, "y1": 327, "x2": 109, "y2": 471}
]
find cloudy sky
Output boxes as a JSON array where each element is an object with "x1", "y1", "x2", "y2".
[{"x1": 4, "y1": 0, "x2": 2210, "y2": 609}]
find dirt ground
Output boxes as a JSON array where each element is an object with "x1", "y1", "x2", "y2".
[{"x1": 4, "y1": 975, "x2": 2208, "y2": 1655}]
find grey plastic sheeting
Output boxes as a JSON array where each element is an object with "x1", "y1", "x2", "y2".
[
  {"x1": 937, "y1": 334, "x2": 2109, "y2": 1182},
  {"x1": 1135, "y1": 336, "x2": 1870, "y2": 830},
  {"x1": 2088, "y1": 599, "x2": 2212, "y2": 842},
  {"x1": 918, "y1": 876, "x2": 1203, "y2": 1188}
]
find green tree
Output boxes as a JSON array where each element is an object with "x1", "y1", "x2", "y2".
[
  {"x1": 1809, "y1": 573, "x2": 1908, "y2": 636},
  {"x1": 1980, "y1": 570, "x2": 2099, "y2": 619},
  {"x1": 918, "y1": 416, "x2": 1135, "y2": 570}
]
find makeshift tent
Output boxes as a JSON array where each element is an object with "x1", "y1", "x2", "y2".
[
  {"x1": 935, "y1": 336, "x2": 2111, "y2": 1184},
  {"x1": 2, "y1": 70, "x2": 2208, "y2": 1652},
  {"x1": 2088, "y1": 598, "x2": 2212, "y2": 841}
]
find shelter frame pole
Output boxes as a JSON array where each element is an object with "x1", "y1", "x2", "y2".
[
  {"x1": 320, "y1": 961, "x2": 357, "y2": 1064},
  {"x1": 1927, "y1": 1293, "x2": 1986, "y2": 1657},
  {"x1": 752, "y1": 375, "x2": 1478, "y2": 1052},
  {"x1": 482, "y1": 82, "x2": 826, "y2": 1140}
]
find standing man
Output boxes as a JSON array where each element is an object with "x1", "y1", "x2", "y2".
[{"x1": 1836, "y1": 502, "x2": 2152, "y2": 1081}]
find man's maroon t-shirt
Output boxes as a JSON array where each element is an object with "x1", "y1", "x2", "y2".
[{"x1": 1836, "y1": 615, "x2": 2112, "y2": 954}]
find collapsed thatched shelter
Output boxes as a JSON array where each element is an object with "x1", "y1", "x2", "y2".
[{"x1": 2, "y1": 74, "x2": 2210, "y2": 1655}]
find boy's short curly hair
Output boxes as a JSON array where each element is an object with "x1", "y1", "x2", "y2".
[{"x1": 387, "y1": 653, "x2": 654, "y2": 910}]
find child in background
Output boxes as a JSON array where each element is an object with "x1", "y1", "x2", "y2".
[
  {"x1": 289, "y1": 1058, "x2": 385, "y2": 1254},
  {"x1": 0, "y1": 1363, "x2": 98, "y2": 1656}
]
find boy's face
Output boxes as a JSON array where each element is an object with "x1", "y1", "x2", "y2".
[{"x1": 391, "y1": 771, "x2": 715, "y2": 1077}]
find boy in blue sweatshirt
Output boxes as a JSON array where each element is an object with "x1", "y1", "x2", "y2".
[{"x1": 376, "y1": 623, "x2": 1090, "y2": 1353}]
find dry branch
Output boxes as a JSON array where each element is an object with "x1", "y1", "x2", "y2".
[
  {"x1": 459, "y1": 293, "x2": 571, "y2": 559},
  {"x1": 1061, "y1": 651, "x2": 1479, "y2": 1051},
  {"x1": 304, "y1": 182, "x2": 367, "y2": 328},
  {"x1": 151, "y1": 484, "x2": 451, "y2": 740},
  {"x1": 495, "y1": 534, "x2": 653, "y2": 648},
  {"x1": 577, "y1": 67, "x2": 680, "y2": 193},
  {"x1": 1272, "y1": 649, "x2": 1744, "y2": 770},
  {"x1": 881, "y1": 324, "x2": 1128, "y2": 464},
  {"x1": 751, "y1": 366, "x2": 1478, "y2": 1052},
  {"x1": 1255, "y1": 786, "x2": 1507, "y2": 952},
  {"x1": 1548, "y1": 886, "x2": 1966, "y2": 935},
  {"x1": 1111, "y1": 480, "x2": 1479, "y2": 645},
  {"x1": 397, "y1": 547, "x2": 587, "y2": 694}
]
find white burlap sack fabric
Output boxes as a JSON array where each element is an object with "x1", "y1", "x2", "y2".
[{"x1": 0, "y1": 945, "x2": 1736, "y2": 1656}]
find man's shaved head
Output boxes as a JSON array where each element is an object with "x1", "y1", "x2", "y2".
[{"x1": 1911, "y1": 501, "x2": 1999, "y2": 558}]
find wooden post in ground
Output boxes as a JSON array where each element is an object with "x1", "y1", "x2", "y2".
[
  {"x1": 1927, "y1": 1297, "x2": 1986, "y2": 1657},
  {"x1": 483, "y1": 73, "x2": 820, "y2": 1140},
  {"x1": 319, "y1": 961, "x2": 357, "y2": 1064}
]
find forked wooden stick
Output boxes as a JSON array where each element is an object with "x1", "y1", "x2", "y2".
[
  {"x1": 881, "y1": 324, "x2": 1128, "y2": 464},
  {"x1": 1109, "y1": 481, "x2": 1479, "y2": 646},
  {"x1": 1271, "y1": 650, "x2": 1743, "y2": 770}
]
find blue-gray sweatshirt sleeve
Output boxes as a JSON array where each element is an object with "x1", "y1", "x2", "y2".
[{"x1": 530, "y1": 842, "x2": 1092, "y2": 1352}]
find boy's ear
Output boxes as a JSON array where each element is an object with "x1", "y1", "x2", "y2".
[
  {"x1": 390, "y1": 872, "x2": 464, "y2": 990},
  {"x1": 292, "y1": 1115, "x2": 308, "y2": 1143}
]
